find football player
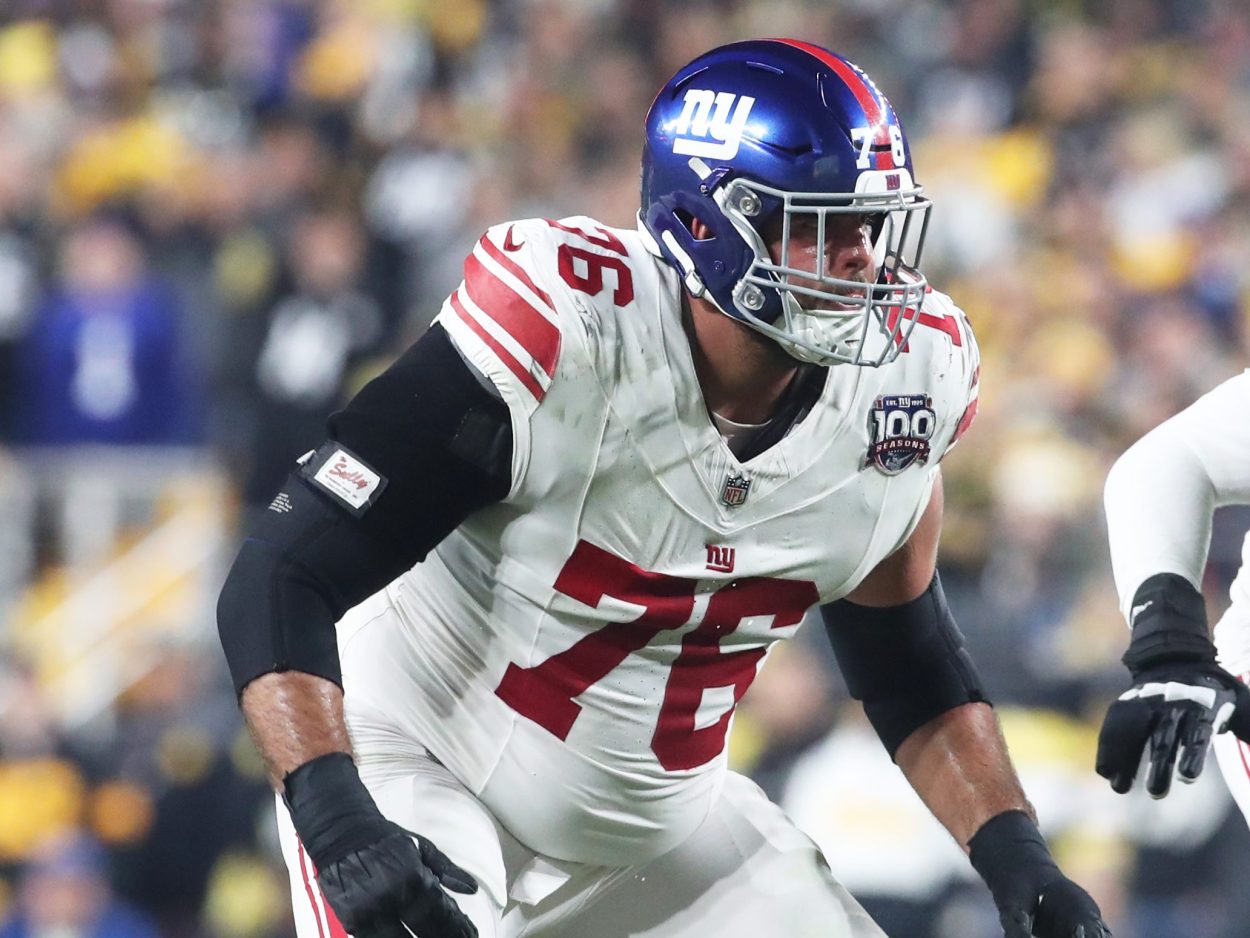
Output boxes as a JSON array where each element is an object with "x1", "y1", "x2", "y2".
[
  {"x1": 1098, "y1": 371, "x2": 1250, "y2": 820},
  {"x1": 218, "y1": 40, "x2": 1110, "y2": 938}
]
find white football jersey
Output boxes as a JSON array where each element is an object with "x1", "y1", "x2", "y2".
[{"x1": 337, "y1": 216, "x2": 979, "y2": 867}]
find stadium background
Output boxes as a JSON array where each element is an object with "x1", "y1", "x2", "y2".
[{"x1": 1, "y1": 1, "x2": 1249, "y2": 936}]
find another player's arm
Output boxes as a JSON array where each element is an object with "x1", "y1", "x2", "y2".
[
  {"x1": 1105, "y1": 372, "x2": 1250, "y2": 614},
  {"x1": 822, "y1": 474, "x2": 1109, "y2": 938},
  {"x1": 1097, "y1": 371, "x2": 1250, "y2": 797},
  {"x1": 217, "y1": 324, "x2": 511, "y2": 938}
]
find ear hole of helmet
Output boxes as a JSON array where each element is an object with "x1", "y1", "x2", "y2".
[{"x1": 677, "y1": 210, "x2": 715, "y2": 240}]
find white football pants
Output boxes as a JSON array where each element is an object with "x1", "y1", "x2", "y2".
[{"x1": 276, "y1": 746, "x2": 885, "y2": 938}]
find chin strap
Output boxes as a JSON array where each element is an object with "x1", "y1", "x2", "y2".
[
  {"x1": 663, "y1": 231, "x2": 708, "y2": 297},
  {"x1": 635, "y1": 211, "x2": 708, "y2": 298}
]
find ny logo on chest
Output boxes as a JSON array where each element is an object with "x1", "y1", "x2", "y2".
[{"x1": 706, "y1": 544, "x2": 735, "y2": 573}]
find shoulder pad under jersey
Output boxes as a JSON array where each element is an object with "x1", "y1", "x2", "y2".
[{"x1": 435, "y1": 216, "x2": 650, "y2": 415}]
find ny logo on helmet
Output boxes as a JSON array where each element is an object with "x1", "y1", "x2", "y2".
[{"x1": 672, "y1": 89, "x2": 756, "y2": 160}]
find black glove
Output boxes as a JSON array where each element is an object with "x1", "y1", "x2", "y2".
[
  {"x1": 284, "y1": 752, "x2": 478, "y2": 938},
  {"x1": 1096, "y1": 573, "x2": 1250, "y2": 798},
  {"x1": 969, "y1": 810, "x2": 1112, "y2": 938}
]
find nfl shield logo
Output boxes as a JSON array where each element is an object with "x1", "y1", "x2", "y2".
[
  {"x1": 866, "y1": 394, "x2": 937, "y2": 475},
  {"x1": 721, "y1": 473, "x2": 751, "y2": 507}
]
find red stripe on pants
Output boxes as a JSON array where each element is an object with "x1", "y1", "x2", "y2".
[{"x1": 298, "y1": 840, "x2": 350, "y2": 938}]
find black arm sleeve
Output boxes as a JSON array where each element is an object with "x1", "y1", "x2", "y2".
[
  {"x1": 217, "y1": 324, "x2": 513, "y2": 696},
  {"x1": 821, "y1": 573, "x2": 989, "y2": 760}
]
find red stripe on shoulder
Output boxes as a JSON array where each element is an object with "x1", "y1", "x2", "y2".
[
  {"x1": 919, "y1": 311, "x2": 962, "y2": 347},
  {"x1": 462, "y1": 250, "x2": 560, "y2": 378},
  {"x1": 451, "y1": 289, "x2": 546, "y2": 401},
  {"x1": 479, "y1": 233, "x2": 554, "y2": 309},
  {"x1": 952, "y1": 396, "x2": 978, "y2": 446}
]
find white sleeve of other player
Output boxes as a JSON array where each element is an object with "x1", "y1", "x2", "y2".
[{"x1": 1104, "y1": 370, "x2": 1250, "y2": 621}]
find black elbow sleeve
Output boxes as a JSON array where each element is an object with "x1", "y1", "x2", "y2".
[
  {"x1": 822, "y1": 573, "x2": 988, "y2": 759},
  {"x1": 216, "y1": 478, "x2": 402, "y2": 696},
  {"x1": 217, "y1": 533, "x2": 344, "y2": 693},
  {"x1": 216, "y1": 325, "x2": 514, "y2": 698}
]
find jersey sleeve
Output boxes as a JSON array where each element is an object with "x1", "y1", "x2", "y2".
[
  {"x1": 433, "y1": 218, "x2": 587, "y2": 495},
  {"x1": 915, "y1": 286, "x2": 980, "y2": 462},
  {"x1": 866, "y1": 290, "x2": 979, "y2": 559},
  {"x1": 1104, "y1": 370, "x2": 1250, "y2": 620},
  {"x1": 434, "y1": 220, "x2": 565, "y2": 413},
  {"x1": 912, "y1": 294, "x2": 977, "y2": 535}
]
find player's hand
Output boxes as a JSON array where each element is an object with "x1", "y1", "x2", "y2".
[
  {"x1": 1095, "y1": 573, "x2": 1250, "y2": 798},
  {"x1": 284, "y1": 751, "x2": 478, "y2": 938},
  {"x1": 317, "y1": 830, "x2": 478, "y2": 938},
  {"x1": 995, "y1": 877, "x2": 1112, "y2": 938},
  {"x1": 969, "y1": 811, "x2": 1112, "y2": 938},
  {"x1": 1096, "y1": 662, "x2": 1250, "y2": 798}
]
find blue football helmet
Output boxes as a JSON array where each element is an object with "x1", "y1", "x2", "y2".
[{"x1": 640, "y1": 39, "x2": 931, "y2": 367}]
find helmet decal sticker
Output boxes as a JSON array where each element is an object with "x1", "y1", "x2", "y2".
[{"x1": 672, "y1": 90, "x2": 756, "y2": 161}]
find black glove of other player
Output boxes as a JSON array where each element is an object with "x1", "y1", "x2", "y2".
[
  {"x1": 284, "y1": 752, "x2": 478, "y2": 938},
  {"x1": 1096, "y1": 574, "x2": 1250, "y2": 799},
  {"x1": 969, "y1": 810, "x2": 1112, "y2": 938}
]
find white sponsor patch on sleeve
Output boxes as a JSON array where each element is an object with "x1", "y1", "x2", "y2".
[
  {"x1": 300, "y1": 443, "x2": 388, "y2": 515},
  {"x1": 314, "y1": 449, "x2": 381, "y2": 508}
]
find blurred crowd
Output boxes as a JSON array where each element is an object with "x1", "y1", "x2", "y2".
[{"x1": 2, "y1": 1, "x2": 1250, "y2": 936}]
